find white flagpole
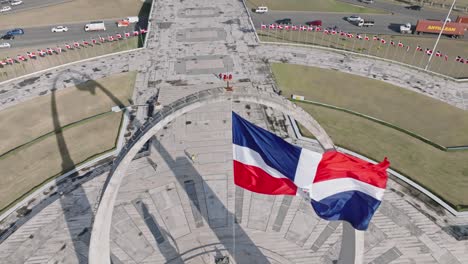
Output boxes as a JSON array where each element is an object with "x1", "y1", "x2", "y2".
[
  {"x1": 425, "y1": 0, "x2": 457, "y2": 70},
  {"x1": 337, "y1": 222, "x2": 364, "y2": 264}
]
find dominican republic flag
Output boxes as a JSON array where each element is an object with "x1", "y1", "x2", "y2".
[
  {"x1": 261, "y1": 24, "x2": 267, "y2": 29},
  {"x1": 232, "y1": 112, "x2": 390, "y2": 230}
]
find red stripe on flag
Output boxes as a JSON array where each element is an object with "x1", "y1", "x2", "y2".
[
  {"x1": 313, "y1": 151, "x2": 389, "y2": 188},
  {"x1": 233, "y1": 160, "x2": 297, "y2": 195}
]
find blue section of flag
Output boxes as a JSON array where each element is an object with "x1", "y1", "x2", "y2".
[
  {"x1": 232, "y1": 112, "x2": 301, "y2": 182},
  {"x1": 311, "y1": 190, "x2": 382, "y2": 230}
]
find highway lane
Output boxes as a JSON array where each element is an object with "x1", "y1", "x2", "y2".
[
  {"x1": 0, "y1": 0, "x2": 71, "y2": 15},
  {"x1": 250, "y1": 11, "x2": 466, "y2": 40},
  {"x1": 0, "y1": 19, "x2": 146, "y2": 49},
  {"x1": 339, "y1": 0, "x2": 459, "y2": 21}
]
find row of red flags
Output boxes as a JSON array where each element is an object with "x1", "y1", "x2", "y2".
[
  {"x1": 0, "y1": 29, "x2": 147, "y2": 66},
  {"x1": 260, "y1": 24, "x2": 468, "y2": 64}
]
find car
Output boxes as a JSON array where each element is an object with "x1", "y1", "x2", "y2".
[
  {"x1": 1, "y1": 34, "x2": 14, "y2": 39},
  {"x1": 347, "y1": 15, "x2": 362, "y2": 22},
  {"x1": 0, "y1": 42, "x2": 10, "y2": 48},
  {"x1": 6, "y1": 28, "x2": 24, "y2": 35},
  {"x1": 361, "y1": 0, "x2": 374, "y2": 3},
  {"x1": 10, "y1": 0, "x2": 22, "y2": 6},
  {"x1": 275, "y1": 18, "x2": 291, "y2": 25},
  {"x1": 0, "y1": 5, "x2": 11, "y2": 12},
  {"x1": 406, "y1": 5, "x2": 422, "y2": 11},
  {"x1": 254, "y1": 6, "x2": 268, "y2": 13},
  {"x1": 51, "y1": 26, "x2": 68, "y2": 32},
  {"x1": 117, "y1": 20, "x2": 130, "y2": 27},
  {"x1": 306, "y1": 20, "x2": 322, "y2": 26}
]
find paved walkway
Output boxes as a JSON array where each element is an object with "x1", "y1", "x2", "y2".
[{"x1": 0, "y1": 0, "x2": 467, "y2": 262}]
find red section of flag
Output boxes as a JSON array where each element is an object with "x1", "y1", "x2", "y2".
[
  {"x1": 313, "y1": 151, "x2": 390, "y2": 188},
  {"x1": 233, "y1": 160, "x2": 297, "y2": 195}
]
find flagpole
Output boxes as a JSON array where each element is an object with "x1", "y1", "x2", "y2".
[
  {"x1": 367, "y1": 38, "x2": 373, "y2": 55},
  {"x1": 424, "y1": 0, "x2": 457, "y2": 70},
  {"x1": 337, "y1": 222, "x2": 364, "y2": 264}
]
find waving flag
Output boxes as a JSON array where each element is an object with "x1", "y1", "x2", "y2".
[
  {"x1": 398, "y1": 41, "x2": 403, "y2": 47},
  {"x1": 0, "y1": 60, "x2": 6, "y2": 66},
  {"x1": 17, "y1": 55, "x2": 26, "y2": 61},
  {"x1": 261, "y1": 24, "x2": 267, "y2": 29},
  {"x1": 27, "y1": 52, "x2": 36, "y2": 58},
  {"x1": 140, "y1": 28, "x2": 147, "y2": 34},
  {"x1": 133, "y1": 30, "x2": 140, "y2": 36},
  {"x1": 232, "y1": 112, "x2": 390, "y2": 230},
  {"x1": 65, "y1": 43, "x2": 72, "y2": 49},
  {"x1": 124, "y1": 32, "x2": 131, "y2": 38},
  {"x1": 269, "y1": 24, "x2": 276, "y2": 29}
]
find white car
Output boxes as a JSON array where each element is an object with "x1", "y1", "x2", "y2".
[
  {"x1": 255, "y1": 6, "x2": 268, "y2": 13},
  {"x1": 0, "y1": 42, "x2": 11, "y2": 48},
  {"x1": 51, "y1": 26, "x2": 69, "y2": 33},
  {"x1": 347, "y1": 15, "x2": 362, "y2": 22},
  {"x1": 0, "y1": 6, "x2": 11, "y2": 12},
  {"x1": 10, "y1": 0, "x2": 22, "y2": 6}
]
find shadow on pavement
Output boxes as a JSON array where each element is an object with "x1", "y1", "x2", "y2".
[{"x1": 151, "y1": 137, "x2": 271, "y2": 263}]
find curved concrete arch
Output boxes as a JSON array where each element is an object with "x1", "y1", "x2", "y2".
[{"x1": 89, "y1": 87, "x2": 363, "y2": 264}]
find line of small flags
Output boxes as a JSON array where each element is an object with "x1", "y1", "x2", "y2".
[
  {"x1": 0, "y1": 29, "x2": 147, "y2": 66},
  {"x1": 260, "y1": 24, "x2": 468, "y2": 64}
]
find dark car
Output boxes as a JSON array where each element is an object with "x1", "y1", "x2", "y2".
[
  {"x1": 276, "y1": 18, "x2": 291, "y2": 25},
  {"x1": 306, "y1": 20, "x2": 322, "y2": 26},
  {"x1": 6, "y1": 28, "x2": 24, "y2": 36},
  {"x1": 1, "y1": 34, "x2": 14, "y2": 40},
  {"x1": 406, "y1": 5, "x2": 422, "y2": 11}
]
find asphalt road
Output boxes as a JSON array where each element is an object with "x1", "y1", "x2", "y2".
[
  {"x1": 0, "y1": 19, "x2": 146, "y2": 49},
  {"x1": 0, "y1": 0, "x2": 71, "y2": 15},
  {"x1": 250, "y1": 0, "x2": 466, "y2": 40}
]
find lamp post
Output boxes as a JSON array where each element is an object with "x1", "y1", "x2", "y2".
[{"x1": 424, "y1": 0, "x2": 457, "y2": 71}]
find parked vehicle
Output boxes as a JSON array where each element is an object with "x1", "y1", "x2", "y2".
[
  {"x1": 406, "y1": 5, "x2": 422, "y2": 11},
  {"x1": 456, "y1": 16, "x2": 468, "y2": 24},
  {"x1": 361, "y1": 0, "x2": 374, "y2": 3},
  {"x1": 254, "y1": 6, "x2": 268, "y2": 13},
  {"x1": 347, "y1": 15, "x2": 362, "y2": 22},
  {"x1": 275, "y1": 18, "x2": 291, "y2": 25},
  {"x1": 6, "y1": 28, "x2": 24, "y2": 35},
  {"x1": 456, "y1": 16, "x2": 468, "y2": 30},
  {"x1": 117, "y1": 20, "x2": 130, "y2": 27},
  {"x1": 306, "y1": 20, "x2": 322, "y2": 26},
  {"x1": 125, "y1": 16, "x2": 139, "y2": 23},
  {"x1": 1, "y1": 34, "x2": 14, "y2": 40},
  {"x1": 51, "y1": 26, "x2": 68, "y2": 33},
  {"x1": 10, "y1": 0, "x2": 22, "y2": 6},
  {"x1": 0, "y1": 42, "x2": 10, "y2": 48},
  {"x1": 400, "y1": 23, "x2": 412, "y2": 34},
  {"x1": 84, "y1": 21, "x2": 106, "y2": 32},
  {"x1": 0, "y1": 6, "x2": 11, "y2": 12},
  {"x1": 414, "y1": 20, "x2": 465, "y2": 38},
  {"x1": 357, "y1": 19, "x2": 374, "y2": 27}
]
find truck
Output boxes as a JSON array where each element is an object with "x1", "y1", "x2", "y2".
[
  {"x1": 84, "y1": 21, "x2": 106, "y2": 32},
  {"x1": 414, "y1": 20, "x2": 465, "y2": 38},
  {"x1": 456, "y1": 16, "x2": 468, "y2": 30},
  {"x1": 400, "y1": 23, "x2": 412, "y2": 34},
  {"x1": 456, "y1": 16, "x2": 468, "y2": 24},
  {"x1": 357, "y1": 19, "x2": 374, "y2": 27}
]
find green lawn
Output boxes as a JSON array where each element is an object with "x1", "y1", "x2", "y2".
[
  {"x1": 246, "y1": 0, "x2": 386, "y2": 13},
  {"x1": 272, "y1": 63, "x2": 468, "y2": 147},
  {"x1": 0, "y1": 72, "x2": 136, "y2": 155},
  {"x1": 271, "y1": 63, "x2": 468, "y2": 210},
  {"x1": 259, "y1": 30, "x2": 468, "y2": 78},
  {"x1": 0, "y1": 72, "x2": 136, "y2": 212},
  {"x1": 296, "y1": 102, "x2": 468, "y2": 211}
]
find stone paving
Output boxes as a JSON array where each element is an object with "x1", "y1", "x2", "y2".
[{"x1": 0, "y1": 0, "x2": 468, "y2": 262}]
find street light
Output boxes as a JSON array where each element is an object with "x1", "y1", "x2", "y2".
[{"x1": 425, "y1": 0, "x2": 457, "y2": 71}]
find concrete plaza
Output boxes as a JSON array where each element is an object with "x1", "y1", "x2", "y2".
[{"x1": 0, "y1": 0, "x2": 467, "y2": 263}]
